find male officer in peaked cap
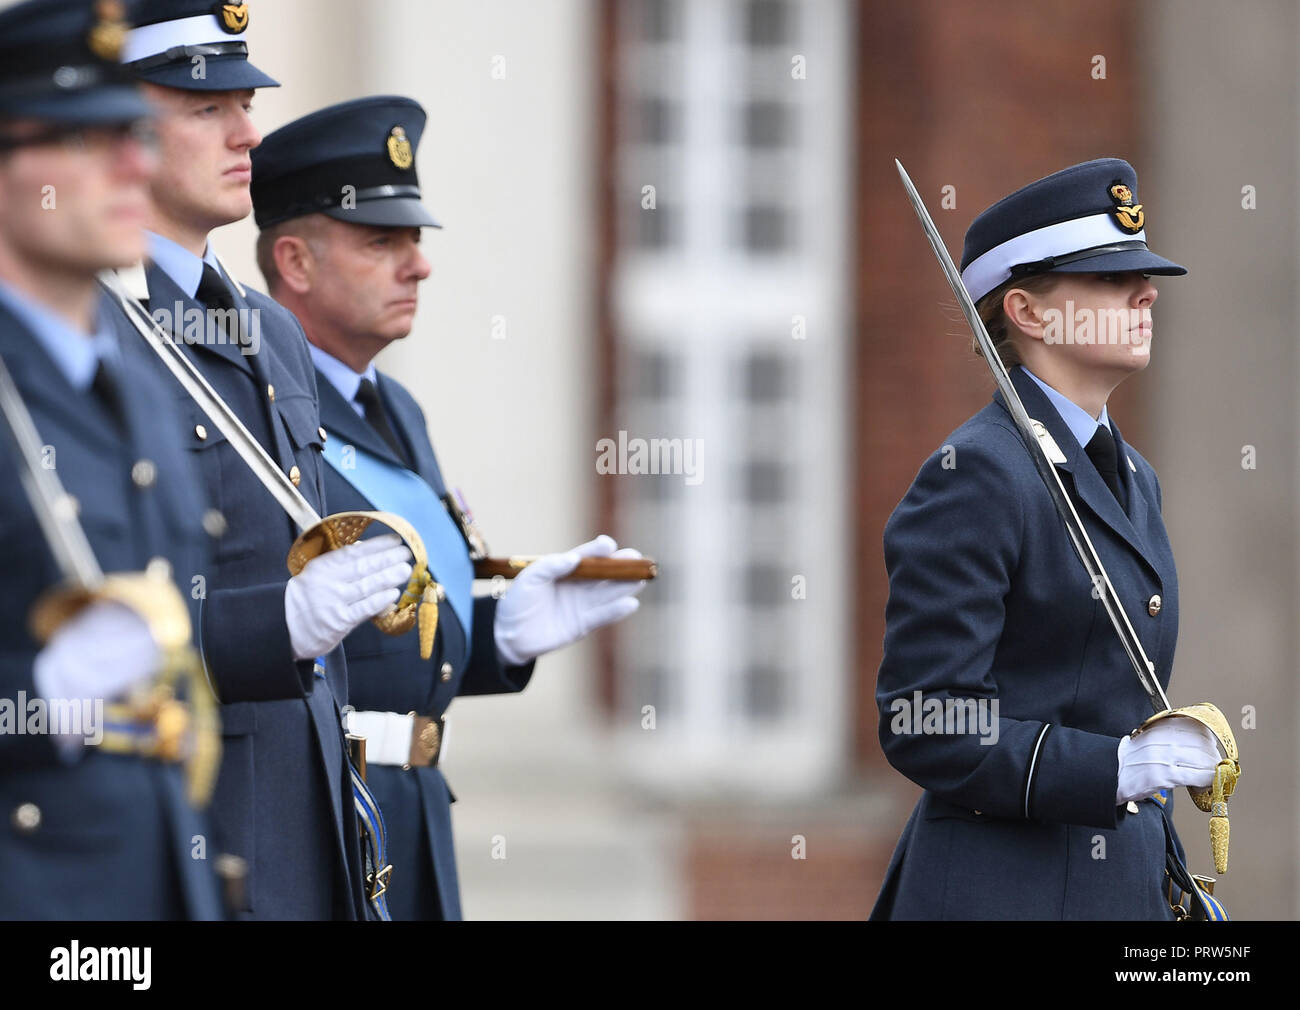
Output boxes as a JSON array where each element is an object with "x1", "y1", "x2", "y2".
[
  {"x1": 872, "y1": 159, "x2": 1231, "y2": 920},
  {"x1": 251, "y1": 96, "x2": 646, "y2": 920},
  {"x1": 0, "y1": 0, "x2": 223, "y2": 919},
  {"x1": 107, "y1": 2, "x2": 416, "y2": 919}
]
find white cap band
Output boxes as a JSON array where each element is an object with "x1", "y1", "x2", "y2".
[
  {"x1": 123, "y1": 14, "x2": 228, "y2": 64},
  {"x1": 961, "y1": 212, "x2": 1146, "y2": 303}
]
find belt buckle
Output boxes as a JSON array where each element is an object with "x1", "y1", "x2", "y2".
[{"x1": 404, "y1": 713, "x2": 443, "y2": 770}]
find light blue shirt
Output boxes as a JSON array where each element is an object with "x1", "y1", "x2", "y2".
[
  {"x1": 1019, "y1": 365, "x2": 1110, "y2": 451},
  {"x1": 309, "y1": 343, "x2": 378, "y2": 420},
  {"x1": 147, "y1": 231, "x2": 224, "y2": 299},
  {"x1": 0, "y1": 280, "x2": 118, "y2": 391}
]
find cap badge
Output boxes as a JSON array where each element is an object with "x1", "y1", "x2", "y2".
[
  {"x1": 387, "y1": 126, "x2": 414, "y2": 170},
  {"x1": 214, "y1": 3, "x2": 250, "y2": 35},
  {"x1": 1109, "y1": 181, "x2": 1144, "y2": 233},
  {"x1": 88, "y1": 0, "x2": 128, "y2": 62}
]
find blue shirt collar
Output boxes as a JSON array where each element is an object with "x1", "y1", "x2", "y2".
[
  {"x1": 0, "y1": 281, "x2": 118, "y2": 391},
  {"x1": 309, "y1": 343, "x2": 378, "y2": 419},
  {"x1": 1018, "y1": 365, "x2": 1110, "y2": 450},
  {"x1": 147, "y1": 231, "x2": 224, "y2": 300}
]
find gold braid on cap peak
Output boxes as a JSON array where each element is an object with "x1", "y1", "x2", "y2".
[
  {"x1": 29, "y1": 566, "x2": 221, "y2": 808},
  {"x1": 1135, "y1": 702, "x2": 1241, "y2": 874},
  {"x1": 286, "y1": 511, "x2": 439, "y2": 661}
]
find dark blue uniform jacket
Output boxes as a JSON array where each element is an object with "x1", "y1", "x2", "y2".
[{"x1": 872, "y1": 367, "x2": 1188, "y2": 920}]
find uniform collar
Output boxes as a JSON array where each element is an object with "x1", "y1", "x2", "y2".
[
  {"x1": 1018, "y1": 364, "x2": 1110, "y2": 449},
  {"x1": 0, "y1": 280, "x2": 117, "y2": 392},
  {"x1": 146, "y1": 230, "x2": 224, "y2": 300},
  {"x1": 309, "y1": 343, "x2": 378, "y2": 418}
]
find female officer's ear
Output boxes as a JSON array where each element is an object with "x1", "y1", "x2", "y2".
[{"x1": 1001, "y1": 276, "x2": 1059, "y2": 344}]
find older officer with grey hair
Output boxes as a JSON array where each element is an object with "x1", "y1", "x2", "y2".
[{"x1": 250, "y1": 95, "x2": 646, "y2": 920}]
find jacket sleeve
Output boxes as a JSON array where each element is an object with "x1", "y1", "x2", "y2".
[
  {"x1": 877, "y1": 429, "x2": 1122, "y2": 830},
  {"x1": 193, "y1": 297, "x2": 320, "y2": 703},
  {"x1": 198, "y1": 582, "x2": 311, "y2": 702},
  {"x1": 0, "y1": 651, "x2": 60, "y2": 767},
  {"x1": 458, "y1": 595, "x2": 534, "y2": 696}
]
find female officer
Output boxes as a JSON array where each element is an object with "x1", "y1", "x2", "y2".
[{"x1": 870, "y1": 159, "x2": 1223, "y2": 920}]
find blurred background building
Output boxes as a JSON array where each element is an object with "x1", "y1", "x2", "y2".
[{"x1": 206, "y1": 0, "x2": 1294, "y2": 918}]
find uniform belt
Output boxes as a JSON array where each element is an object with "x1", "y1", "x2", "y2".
[{"x1": 345, "y1": 710, "x2": 446, "y2": 769}]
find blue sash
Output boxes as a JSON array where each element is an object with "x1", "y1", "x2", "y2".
[{"x1": 321, "y1": 433, "x2": 473, "y2": 639}]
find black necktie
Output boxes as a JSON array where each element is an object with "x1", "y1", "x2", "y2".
[
  {"x1": 91, "y1": 357, "x2": 127, "y2": 435},
  {"x1": 196, "y1": 262, "x2": 234, "y2": 310},
  {"x1": 196, "y1": 262, "x2": 240, "y2": 343},
  {"x1": 1085, "y1": 424, "x2": 1125, "y2": 509},
  {"x1": 355, "y1": 378, "x2": 412, "y2": 468}
]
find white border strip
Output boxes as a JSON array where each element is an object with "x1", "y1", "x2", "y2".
[
  {"x1": 123, "y1": 14, "x2": 226, "y2": 63},
  {"x1": 1023, "y1": 722, "x2": 1052, "y2": 818},
  {"x1": 962, "y1": 213, "x2": 1145, "y2": 302}
]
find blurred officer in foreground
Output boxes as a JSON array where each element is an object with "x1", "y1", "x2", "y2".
[
  {"x1": 251, "y1": 96, "x2": 645, "y2": 920},
  {"x1": 107, "y1": 1, "x2": 413, "y2": 919},
  {"x1": 872, "y1": 159, "x2": 1227, "y2": 919},
  {"x1": 0, "y1": 0, "x2": 221, "y2": 919}
]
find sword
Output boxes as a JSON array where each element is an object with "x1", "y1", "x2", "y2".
[
  {"x1": 0, "y1": 354, "x2": 103, "y2": 590},
  {"x1": 98, "y1": 271, "x2": 322, "y2": 532},
  {"x1": 98, "y1": 270, "x2": 442, "y2": 659},
  {"x1": 894, "y1": 159, "x2": 1170, "y2": 714},
  {"x1": 444, "y1": 489, "x2": 656, "y2": 582}
]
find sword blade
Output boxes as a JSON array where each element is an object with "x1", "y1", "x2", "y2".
[
  {"x1": 0, "y1": 353, "x2": 103, "y2": 588},
  {"x1": 895, "y1": 159, "x2": 1170, "y2": 714},
  {"x1": 99, "y1": 271, "x2": 322, "y2": 533}
]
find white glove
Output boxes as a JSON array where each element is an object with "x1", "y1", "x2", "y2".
[
  {"x1": 285, "y1": 533, "x2": 413, "y2": 661},
  {"x1": 1115, "y1": 716, "x2": 1221, "y2": 806},
  {"x1": 32, "y1": 599, "x2": 160, "y2": 706},
  {"x1": 494, "y1": 534, "x2": 645, "y2": 667}
]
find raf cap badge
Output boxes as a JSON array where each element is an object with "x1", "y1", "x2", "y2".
[
  {"x1": 1109, "y1": 181, "x2": 1145, "y2": 234},
  {"x1": 214, "y1": 3, "x2": 250, "y2": 34},
  {"x1": 88, "y1": 0, "x2": 129, "y2": 62},
  {"x1": 387, "y1": 126, "x2": 414, "y2": 170}
]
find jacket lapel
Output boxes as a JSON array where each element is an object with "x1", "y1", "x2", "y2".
[
  {"x1": 0, "y1": 298, "x2": 122, "y2": 453},
  {"x1": 376, "y1": 373, "x2": 444, "y2": 491},
  {"x1": 143, "y1": 263, "x2": 255, "y2": 377},
  {"x1": 996, "y1": 368, "x2": 1159, "y2": 575},
  {"x1": 1109, "y1": 419, "x2": 1151, "y2": 540},
  {"x1": 225, "y1": 278, "x2": 298, "y2": 472},
  {"x1": 315, "y1": 370, "x2": 400, "y2": 466}
]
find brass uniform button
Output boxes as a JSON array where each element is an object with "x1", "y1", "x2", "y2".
[
  {"x1": 289, "y1": 465, "x2": 301, "y2": 487},
  {"x1": 195, "y1": 424, "x2": 208, "y2": 441},
  {"x1": 1147, "y1": 594, "x2": 1162, "y2": 617},
  {"x1": 131, "y1": 458, "x2": 157, "y2": 488},
  {"x1": 203, "y1": 509, "x2": 227, "y2": 538},
  {"x1": 267, "y1": 384, "x2": 276, "y2": 402},
  {"x1": 440, "y1": 661, "x2": 453, "y2": 683},
  {"x1": 318, "y1": 427, "x2": 327, "y2": 443},
  {"x1": 11, "y1": 803, "x2": 41, "y2": 834}
]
